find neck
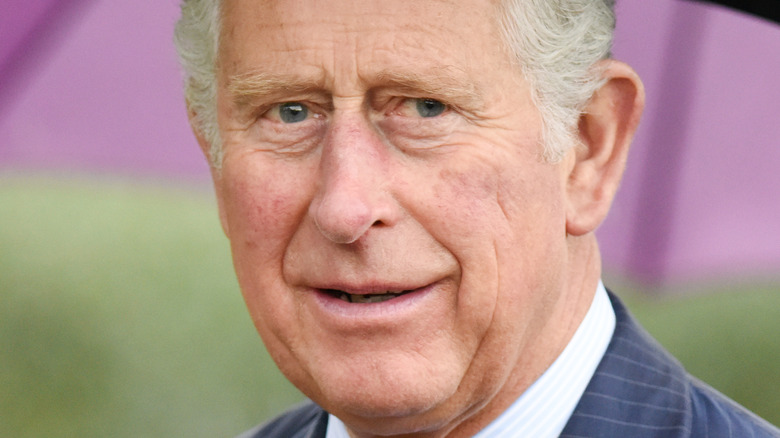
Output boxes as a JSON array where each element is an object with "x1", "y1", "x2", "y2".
[{"x1": 443, "y1": 234, "x2": 604, "y2": 438}]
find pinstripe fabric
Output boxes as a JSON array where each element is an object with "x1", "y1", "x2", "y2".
[
  {"x1": 239, "y1": 291, "x2": 780, "y2": 438},
  {"x1": 559, "y1": 292, "x2": 780, "y2": 438}
]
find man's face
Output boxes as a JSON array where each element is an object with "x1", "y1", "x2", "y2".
[{"x1": 213, "y1": 0, "x2": 580, "y2": 434}]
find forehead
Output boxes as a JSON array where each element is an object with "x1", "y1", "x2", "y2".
[{"x1": 217, "y1": 0, "x2": 512, "y2": 88}]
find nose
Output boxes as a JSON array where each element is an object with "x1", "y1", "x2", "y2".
[{"x1": 309, "y1": 115, "x2": 400, "y2": 244}]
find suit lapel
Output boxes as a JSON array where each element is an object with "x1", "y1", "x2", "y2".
[
  {"x1": 559, "y1": 292, "x2": 693, "y2": 437},
  {"x1": 303, "y1": 410, "x2": 328, "y2": 438}
]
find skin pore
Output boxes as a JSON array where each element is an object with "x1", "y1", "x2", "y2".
[{"x1": 194, "y1": 0, "x2": 644, "y2": 436}]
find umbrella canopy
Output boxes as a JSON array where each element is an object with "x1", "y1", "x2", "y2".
[
  {"x1": 599, "y1": 0, "x2": 780, "y2": 285},
  {"x1": 0, "y1": 0, "x2": 206, "y2": 179},
  {"x1": 695, "y1": 0, "x2": 780, "y2": 23}
]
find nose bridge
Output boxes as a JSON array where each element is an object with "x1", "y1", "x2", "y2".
[
  {"x1": 325, "y1": 114, "x2": 385, "y2": 179},
  {"x1": 310, "y1": 112, "x2": 396, "y2": 244}
]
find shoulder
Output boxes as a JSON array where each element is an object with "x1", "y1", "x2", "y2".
[
  {"x1": 611, "y1": 291, "x2": 779, "y2": 436},
  {"x1": 688, "y1": 378, "x2": 780, "y2": 437},
  {"x1": 561, "y1": 291, "x2": 779, "y2": 437},
  {"x1": 236, "y1": 401, "x2": 328, "y2": 438}
]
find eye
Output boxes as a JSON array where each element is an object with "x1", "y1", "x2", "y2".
[
  {"x1": 415, "y1": 99, "x2": 446, "y2": 118},
  {"x1": 278, "y1": 102, "x2": 309, "y2": 123}
]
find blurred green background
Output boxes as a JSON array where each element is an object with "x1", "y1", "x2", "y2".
[{"x1": 1, "y1": 173, "x2": 778, "y2": 436}]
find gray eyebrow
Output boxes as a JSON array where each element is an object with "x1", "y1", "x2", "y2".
[
  {"x1": 227, "y1": 72, "x2": 325, "y2": 106},
  {"x1": 372, "y1": 68, "x2": 481, "y2": 106},
  {"x1": 226, "y1": 67, "x2": 483, "y2": 110}
]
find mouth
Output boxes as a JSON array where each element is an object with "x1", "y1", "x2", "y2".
[
  {"x1": 322, "y1": 289, "x2": 416, "y2": 304},
  {"x1": 308, "y1": 281, "x2": 441, "y2": 325}
]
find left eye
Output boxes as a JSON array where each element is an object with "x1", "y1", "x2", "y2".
[
  {"x1": 278, "y1": 102, "x2": 309, "y2": 123},
  {"x1": 415, "y1": 99, "x2": 446, "y2": 118}
]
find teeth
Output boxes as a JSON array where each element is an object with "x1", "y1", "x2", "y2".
[
  {"x1": 336, "y1": 291, "x2": 407, "y2": 303},
  {"x1": 352, "y1": 293, "x2": 397, "y2": 303}
]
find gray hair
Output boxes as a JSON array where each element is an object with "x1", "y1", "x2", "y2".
[
  {"x1": 174, "y1": 0, "x2": 615, "y2": 167},
  {"x1": 174, "y1": 0, "x2": 222, "y2": 166}
]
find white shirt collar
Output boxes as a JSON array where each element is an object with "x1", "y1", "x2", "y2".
[{"x1": 326, "y1": 282, "x2": 615, "y2": 438}]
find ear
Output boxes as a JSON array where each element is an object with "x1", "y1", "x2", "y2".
[
  {"x1": 566, "y1": 60, "x2": 645, "y2": 236},
  {"x1": 187, "y1": 102, "x2": 231, "y2": 236}
]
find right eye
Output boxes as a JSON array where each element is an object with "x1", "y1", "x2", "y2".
[
  {"x1": 414, "y1": 98, "x2": 447, "y2": 118},
  {"x1": 277, "y1": 102, "x2": 309, "y2": 123},
  {"x1": 249, "y1": 101, "x2": 326, "y2": 155}
]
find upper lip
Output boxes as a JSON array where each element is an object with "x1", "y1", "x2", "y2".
[{"x1": 310, "y1": 282, "x2": 430, "y2": 295}]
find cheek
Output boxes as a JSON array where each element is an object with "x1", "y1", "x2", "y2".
[
  {"x1": 427, "y1": 156, "x2": 540, "y2": 246},
  {"x1": 220, "y1": 160, "x2": 312, "y2": 258},
  {"x1": 217, "y1": 159, "x2": 315, "y2": 330},
  {"x1": 436, "y1": 167, "x2": 498, "y2": 221},
  {"x1": 218, "y1": 159, "x2": 320, "y2": 377},
  {"x1": 421, "y1": 152, "x2": 568, "y2": 320},
  {"x1": 415, "y1": 162, "x2": 513, "y2": 342}
]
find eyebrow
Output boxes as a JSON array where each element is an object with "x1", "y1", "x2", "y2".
[
  {"x1": 227, "y1": 67, "x2": 483, "y2": 110},
  {"x1": 373, "y1": 68, "x2": 482, "y2": 109},
  {"x1": 227, "y1": 72, "x2": 325, "y2": 107}
]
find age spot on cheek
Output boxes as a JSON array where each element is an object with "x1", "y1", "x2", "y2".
[
  {"x1": 436, "y1": 167, "x2": 498, "y2": 220},
  {"x1": 237, "y1": 192, "x2": 299, "y2": 236},
  {"x1": 438, "y1": 168, "x2": 497, "y2": 200}
]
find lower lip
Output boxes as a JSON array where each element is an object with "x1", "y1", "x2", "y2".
[{"x1": 309, "y1": 282, "x2": 439, "y2": 324}]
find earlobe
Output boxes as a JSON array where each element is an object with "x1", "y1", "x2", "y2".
[{"x1": 566, "y1": 60, "x2": 645, "y2": 236}]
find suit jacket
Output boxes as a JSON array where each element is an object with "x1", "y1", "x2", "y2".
[{"x1": 240, "y1": 292, "x2": 780, "y2": 437}]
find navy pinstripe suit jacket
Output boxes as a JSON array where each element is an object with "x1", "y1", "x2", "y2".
[{"x1": 241, "y1": 292, "x2": 779, "y2": 437}]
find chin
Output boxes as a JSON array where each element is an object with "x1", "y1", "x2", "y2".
[{"x1": 310, "y1": 362, "x2": 467, "y2": 432}]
